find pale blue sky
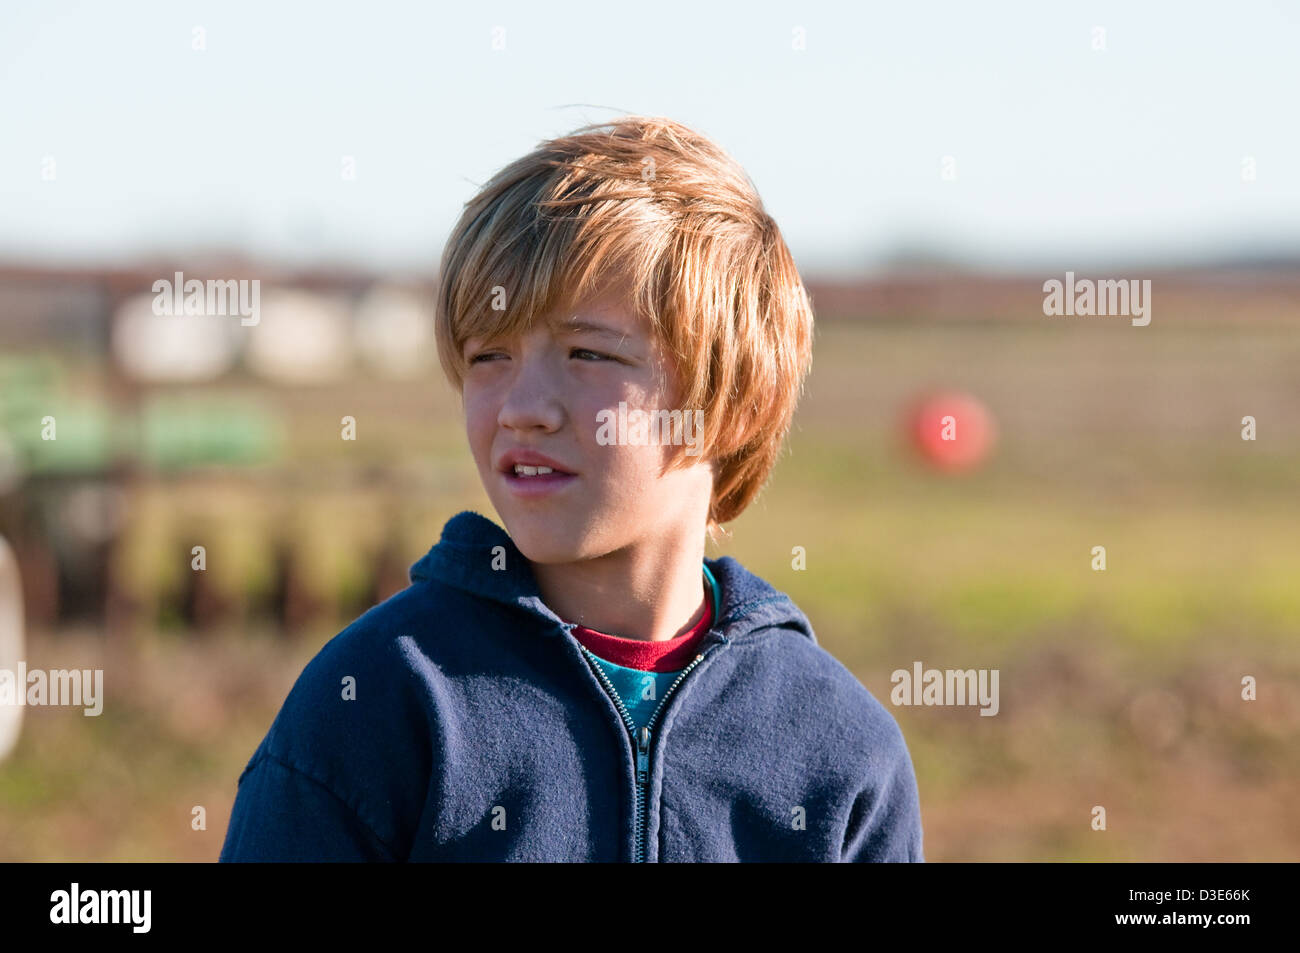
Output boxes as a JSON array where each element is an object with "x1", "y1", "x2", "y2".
[{"x1": 2, "y1": 0, "x2": 1297, "y2": 277}]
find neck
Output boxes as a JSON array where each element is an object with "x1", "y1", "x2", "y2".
[{"x1": 532, "y1": 532, "x2": 708, "y2": 642}]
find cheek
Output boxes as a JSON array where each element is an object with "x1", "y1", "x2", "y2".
[
  {"x1": 593, "y1": 440, "x2": 670, "y2": 499},
  {"x1": 462, "y1": 391, "x2": 496, "y2": 451},
  {"x1": 584, "y1": 387, "x2": 680, "y2": 473}
]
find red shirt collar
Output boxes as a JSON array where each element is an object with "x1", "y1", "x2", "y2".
[{"x1": 568, "y1": 579, "x2": 715, "y2": 673}]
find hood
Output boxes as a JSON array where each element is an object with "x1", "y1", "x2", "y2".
[{"x1": 409, "y1": 510, "x2": 816, "y2": 645}]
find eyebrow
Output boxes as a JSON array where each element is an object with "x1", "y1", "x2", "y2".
[
  {"x1": 463, "y1": 316, "x2": 637, "y2": 358},
  {"x1": 547, "y1": 316, "x2": 635, "y2": 344}
]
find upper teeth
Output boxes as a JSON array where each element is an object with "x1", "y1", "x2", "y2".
[{"x1": 514, "y1": 464, "x2": 554, "y2": 476}]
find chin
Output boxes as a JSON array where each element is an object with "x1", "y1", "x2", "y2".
[{"x1": 502, "y1": 515, "x2": 582, "y2": 564}]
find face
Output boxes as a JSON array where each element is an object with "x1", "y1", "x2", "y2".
[{"x1": 461, "y1": 279, "x2": 713, "y2": 565}]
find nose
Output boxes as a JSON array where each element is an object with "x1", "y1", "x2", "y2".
[{"x1": 497, "y1": 344, "x2": 566, "y2": 433}]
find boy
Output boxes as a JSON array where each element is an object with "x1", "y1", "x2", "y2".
[{"x1": 220, "y1": 115, "x2": 924, "y2": 862}]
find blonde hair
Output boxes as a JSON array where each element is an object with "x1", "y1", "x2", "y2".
[{"x1": 435, "y1": 115, "x2": 814, "y2": 540}]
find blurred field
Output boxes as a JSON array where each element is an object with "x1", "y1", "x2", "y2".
[{"x1": 2, "y1": 320, "x2": 1298, "y2": 861}]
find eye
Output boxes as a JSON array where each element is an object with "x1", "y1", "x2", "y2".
[{"x1": 468, "y1": 347, "x2": 618, "y2": 364}]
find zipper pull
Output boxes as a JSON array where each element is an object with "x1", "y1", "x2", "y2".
[{"x1": 636, "y1": 726, "x2": 650, "y2": 782}]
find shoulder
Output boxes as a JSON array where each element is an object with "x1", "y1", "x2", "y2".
[
  {"x1": 707, "y1": 557, "x2": 903, "y2": 747},
  {"x1": 275, "y1": 564, "x2": 516, "y2": 697},
  {"x1": 750, "y1": 617, "x2": 923, "y2": 860},
  {"x1": 267, "y1": 584, "x2": 435, "y2": 733},
  {"x1": 230, "y1": 577, "x2": 513, "y2": 858},
  {"x1": 247, "y1": 580, "x2": 470, "y2": 807},
  {"x1": 719, "y1": 610, "x2": 923, "y2": 859},
  {"x1": 744, "y1": 625, "x2": 910, "y2": 760}
]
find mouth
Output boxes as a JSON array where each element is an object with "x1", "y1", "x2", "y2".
[
  {"x1": 494, "y1": 448, "x2": 579, "y2": 497},
  {"x1": 507, "y1": 463, "x2": 570, "y2": 477},
  {"x1": 496, "y1": 449, "x2": 577, "y2": 476},
  {"x1": 501, "y1": 464, "x2": 578, "y2": 497}
]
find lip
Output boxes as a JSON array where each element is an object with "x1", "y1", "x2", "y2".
[
  {"x1": 501, "y1": 467, "x2": 578, "y2": 499},
  {"x1": 496, "y1": 448, "x2": 579, "y2": 500},
  {"x1": 496, "y1": 448, "x2": 577, "y2": 476}
]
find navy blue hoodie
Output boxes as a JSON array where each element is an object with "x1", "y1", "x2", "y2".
[{"x1": 219, "y1": 511, "x2": 924, "y2": 862}]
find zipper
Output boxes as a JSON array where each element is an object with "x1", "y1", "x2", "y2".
[{"x1": 576, "y1": 641, "x2": 722, "y2": 862}]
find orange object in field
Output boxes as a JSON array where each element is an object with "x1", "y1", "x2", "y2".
[{"x1": 906, "y1": 391, "x2": 997, "y2": 472}]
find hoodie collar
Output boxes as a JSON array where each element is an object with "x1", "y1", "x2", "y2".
[{"x1": 409, "y1": 510, "x2": 815, "y2": 645}]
